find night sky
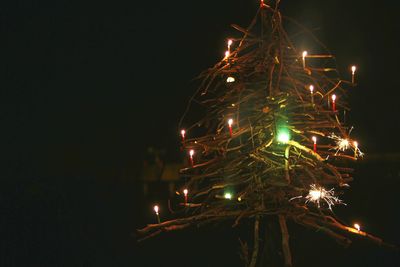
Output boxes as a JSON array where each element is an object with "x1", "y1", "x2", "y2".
[{"x1": 2, "y1": 1, "x2": 400, "y2": 266}]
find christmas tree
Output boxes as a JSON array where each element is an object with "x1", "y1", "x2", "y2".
[{"x1": 138, "y1": 1, "x2": 396, "y2": 265}]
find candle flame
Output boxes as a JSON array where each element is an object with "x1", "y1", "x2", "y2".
[
  {"x1": 309, "y1": 85, "x2": 314, "y2": 93},
  {"x1": 226, "y1": 76, "x2": 235, "y2": 83},
  {"x1": 228, "y1": 39, "x2": 233, "y2": 47},
  {"x1": 312, "y1": 136, "x2": 317, "y2": 144},
  {"x1": 183, "y1": 189, "x2": 188, "y2": 196},
  {"x1": 331, "y1": 94, "x2": 336, "y2": 102},
  {"x1": 351, "y1": 65, "x2": 356, "y2": 74},
  {"x1": 354, "y1": 223, "x2": 361, "y2": 231},
  {"x1": 228, "y1": 118, "x2": 233, "y2": 127},
  {"x1": 153, "y1": 205, "x2": 159, "y2": 214},
  {"x1": 224, "y1": 50, "x2": 230, "y2": 59},
  {"x1": 189, "y1": 149, "x2": 194, "y2": 157},
  {"x1": 181, "y1": 129, "x2": 186, "y2": 137},
  {"x1": 302, "y1": 51, "x2": 308, "y2": 58}
]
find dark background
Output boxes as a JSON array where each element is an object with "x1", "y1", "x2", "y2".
[{"x1": 2, "y1": 0, "x2": 400, "y2": 266}]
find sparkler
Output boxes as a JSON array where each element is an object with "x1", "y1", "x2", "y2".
[
  {"x1": 305, "y1": 184, "x2": 343, "y2": 210},
  {"x1": 189, "y1": 149, "x2": 195, "y2": 166},
  {"x1": 351, "y1": 65, "x2": 356, "y2": 84},
  {"x1": 312, "y1": 136, "x2": 317, "y2": 152},
  {"x1": 302, "y1": 51, "x2": 308, "y2": 68},
  {"x1": 228, "y1": 118, "x2": 233, "y2": 137},
  {"x1": 153, "y1": 205, "x2": 161, "y2": 224}
]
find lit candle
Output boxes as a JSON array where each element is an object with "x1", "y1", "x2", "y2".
[
  {"x1": 180, "y1": 129, "x2": 186, "y2": 142},
  {"x1": 354, "y1": 223, "x2": 360, "y2": 232},
  {"x1": 224, "y1": 50, "x2": 230, "y2": 60},
  {"x1": 351, "y1": 65, "x2": 357, "y2": 84},
  {"x1": 302, "y1": 51, "x2": 308, "y2": 68},
  {"x1": 183, "y1": 189, "x2": 188, "y2": 205},
  {"x1": 309, "y1": 85, "x2": 314, "y2": 104},
  {"x1": 260, "y1": 0, "x2": 264, "y2": 7},
  {"x1": 153, "y1": 205, "x2": 160, "y2": 224},
  {"x1": 312, "y1": 136, "x2": 317, "y2": 152},
  {"x1": 331, "y1": 94, "x2": 337, "y2": 112},
  {"x1": 228, "y1": 118, "x2": 233, "y2": 137},
  {"x1": 353, "y1": 141, "x2": 358, "y2": 158},
  {"x1": 189, "y1": 149, "x2": 195, "y2": 166},
  {"x1": 227, "y1": 39, "x2": 233, "y2": 53}
]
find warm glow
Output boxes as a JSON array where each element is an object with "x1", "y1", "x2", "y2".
[
  {"x1": 309, "y1": 189, "x2": 323, "y2": 201},
  {"x1": 237, "y1": 196, "x2": 242, "y2": 202},
  {"x1": 312, "y1": 136, "x2": 317, "y2": 144},
  {"x1": 354, "y1": 223, "x2": 361, "y2": 231},
  {"x1": 228, "y1": 118, "x2": 233, "y2": 127},
  {"x1": 183, "y1": 189, "x2": 188, "y2": 196},
  {"x1": 339, "y1": 139, "x2": 349, "y2": 150},
  {"x1": 225, "y1": 50, "x2": 230, "y2": 59},
  {"x1": 309, "y1": 85, "x2": 314, "y2": 93},
  {"x1": 331, "y1": 94, "x2": 336, "y2": 102},
  {"x1": 354, "y1": 141, "x2": 358, "y2": 148},
  {"x1": 189, "y1": 149, "x2": 194, "y2": 157},
  {"x1": 224, "y1": 193, "x2": 232, "y2": 200},
  {"x1": 302, "y1": 51, "x2": 308, "y2": 58},
  {"x1": 228, "y1": 39, "x2": 233, "y2": 47},
  {"x1": 153, "y1": 205, "x2": 159, "y2": 214},
  {"x1": 226, "y1": 76, "x2": 235, "y2": 83},
  {"x1": 351, "y1": 65, "x2": 357, "y2": 74},
  {"x1": 181, "y1": 129, "x2": 186, "y2": 137},
  {"x1": 305, "y1": 184, "x2": 342, "y2": 209}
]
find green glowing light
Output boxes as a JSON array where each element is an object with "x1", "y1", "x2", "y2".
[
  {"x1": 277, "y1": 129, "x2": 290, "y2": 144},
  {"x1": 224, "y1": 193, "x2": 232, "y2": 200}
]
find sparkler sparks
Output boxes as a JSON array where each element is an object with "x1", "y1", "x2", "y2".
[
  {"x1": 328, "y1": 133, "x2": 364, "y2": 158},
  {"x1": 291, "y1": 184, "x2": 344, "y2": 210}
]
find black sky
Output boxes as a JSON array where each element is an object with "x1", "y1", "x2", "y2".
[{"x1": 2, "y1": 1, "x2": 400, "y2": 266}]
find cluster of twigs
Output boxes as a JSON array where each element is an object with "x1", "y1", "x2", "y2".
[{"x1": 138, "y1": 1, "x2": 397, "y2": 266}]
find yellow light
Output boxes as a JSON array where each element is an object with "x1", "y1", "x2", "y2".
[
  {"x1": 237, "y1": 196, "x2": 242, "y2": 202},
  {"x1": 153, "y1": 205, "x2": 159, "y2": 214},
  {"x1": 354, "y1": 223, "x2": 361, "y2": 231},
  {"x1": 309, "y1": 85, "x2": 314, "y2": 93},
  {"x1": 226, "y1": 76, "x2": 235, "y2": 83},
  {"x1": 183, "y1": 189, "x2": 188, "y2": 196},
  {"x1": 224, "y1": 50, "x2": 230, "y2": 59},
  {"x1": 312, "y1": 136, "x2": 317, "y2": 144},
  {"x1": 224, "y1": 193, "x2": 232, "y2": 200},
  {"x1": 228, "y1": 118, "x2": 233, "y2": 127},
  {"x1": 351, "y1": 65, "x2": 357, "y2": 74},
  {"x1": 302, "y1": 51, "x2": 308, "y2": 58}
]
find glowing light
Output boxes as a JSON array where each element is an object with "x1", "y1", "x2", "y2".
[
  {"x1": 277, "y1": 129, "x2": 290, "y2": 144},
  {"x1": 228, "y1": 118, "x2": 233, "y2": 127},
  {"x1": 227, "y1": 39, "x2": 233, "y2": 48},
  {"x1": 309, "y1": 85, "x2": 314, "y2": 93},
  {"x1": 354, "y1": 223, "x2": 361, "y2": 231},
  {"x1": 351, "y1": 65, "x2": 357, "y2": 74},
  {"x1": 180, "y1": 129, "x2": 186, "y2": 141},
  {"x1": 312, "y1": 136, "x2": 317, "y2": 144},
  {"x1": 153, "y1": 205, "x2": 159, "y2": 215},
  {"x1": 331, "y1": 94, "x2": 337, "y2": 111},
  {"x1": 309, "y1": 85, "x2": 314, "y2": 104},
  {"x1": 189, "y1": 149, "x2": 194, "y2": 157},
  {"x1": 226, "y1": 76, "x2": 235, "y2": 83},
  {"x1": 224, "y1": 193, "x2": 232, "y2": 200},
  {"x1": 237, "y1": 196, "x2": 242, "y2": 202},
  {"x1": 183, "y1": 189, "x2": 188, "y2": 196},
  {"x1": 302, "y1": 51, "x2": 308, "y2": 68},
  {"x1": 224, "y1": 50, "x2": 230, "y2": 60},
  {"x1": 351, "y1": 65, "x2": 357, "y2": 84},
  {"x1": 305, "y1": 184, "x2": 343, "y2": 210}
]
